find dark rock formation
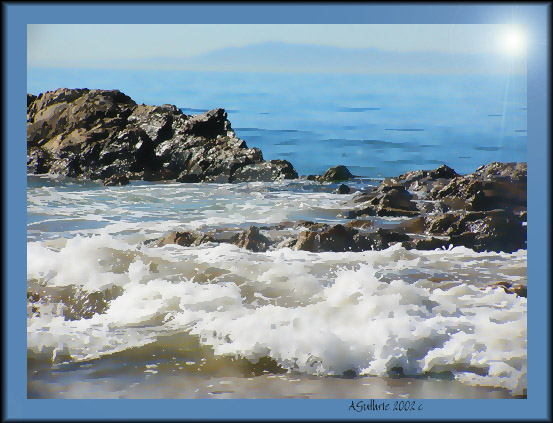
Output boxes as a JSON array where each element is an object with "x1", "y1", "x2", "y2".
[
  {"x1": 149, "y1": 226, "x2": 274, "y2": 252},
  {"x1": 345, "y1": 219, "x2": 373, "y2": 230},
  {"x1": 321, "y1": 165, "x2": 353, "y2": 182},
  {"x1": 431, "y1": 162, "x2": 527, "y2": 213},
  {"x1": 147, "y1": 162, "x2": 525, "y2": 255},
  {"x1": 293, "y1": 224, "x2": 409, "y2": 253},
  {"x1": 230, "y1": 226, "x2": 272, "y2": 252},
  {"x1": 27, "y1": 94, "x2": 37, "y2": 109},
  {"x1": 295, "y1": 224, "x2": 357, "y2": 252},
  {"x1": 152, "y1": 230, "x2": 215, "y2": 247},
  {"x1": 395, "y1": 164, "x2": 458, "y2": 190},
  {"x1": 336, "y1": 184, "x2": 351, "y2": 194},
  {"x1": 410, "y1": 237, "x2": 450, "y2": 251},
  {"x1": 27, "y1": 88, "x2": 297, "y2": 183},
  {"x1": 347, "y1": 184, "x2": 419, "y2": 218},
  {"x1": 103, "y1": 174, "x2": 129, "y2": 186},
  {"x1": 340, "y1": 162, "x2": 527, "y2": 253},
  {"x1": 230, "y1": 160, "x2": 298, "y2": 183},
  {"x1": 310, "y1": 165, "x2": 353, "y2": 183}
]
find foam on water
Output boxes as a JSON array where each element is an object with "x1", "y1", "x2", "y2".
[
  {"x1": 27, "y1": 176, "x2": 351, "y2": 241},
  {"x1": 27, "y1": 176, "x2": 527, "y2": 396},
  {"x1": 28, "y1": 233, "x2": 527, "y2": 395}
]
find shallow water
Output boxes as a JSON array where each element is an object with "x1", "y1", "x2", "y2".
[
  {"x1": 28, "y1": 69, "x2": 527, "y2": 178},
  {"x1": 27, "y1": 175, "x2": 527, "y2": 398}
]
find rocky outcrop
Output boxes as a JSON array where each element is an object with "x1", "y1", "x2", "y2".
[
  {"x1": 336, "y1": 184, "x2": 351, "y2": 194},
  {"x1": 103, "y1": 174, "x2": 129, "y2": 186},
  {"x1": 230, "y1": 226, "x2": 273, "y2": 252},
  {"x1": 347, "y1": 183, "x2": 419, "y2": 218},
  {"x1": 230, "y1": 160, "x2": 298, "y2": 182},
  {"x1": 146, "y1": 162, "x2": 525, "y2": 255},
  {"x1": 152, "y1": 230, "x2": 215, "y2": 247},
  {"x1": 292, "y1": 223, "x2": 409, "y2": 253},
  {"x1": 308, "y1": 165, "x2": 353, "y2": 183},
  {"x1": 148, "y1": 226, "x2": 273, "y2": 252},
  {"x1": 27, "y1": 88, "x2": 297, "y2": 184},
  {"x1": 341, "y1": 162, "x2": 527, "y2": 253},
  {"x1": 431, "y1": 162, "x2": 527, "y2": 213}
]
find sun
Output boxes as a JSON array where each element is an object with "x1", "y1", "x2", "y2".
[{"x1": 497, "y1": 25, "x2": 527, "y2": 56}]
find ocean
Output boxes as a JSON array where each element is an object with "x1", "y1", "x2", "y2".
[{"x1": 27, "y1": 69, "x2": 527, "y2": 399}]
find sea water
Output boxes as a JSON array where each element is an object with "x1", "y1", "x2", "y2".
[
  {"x1": 27, "y1": 69, "x2": 527, "y2": 177},
  {"x1": 27, "y1": 70, "x2": 527, "y2": 398}
]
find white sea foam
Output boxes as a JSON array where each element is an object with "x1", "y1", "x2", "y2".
[
  {"x1": 27, "y1": 176, "x2": 527, "y2": 395},
  {"x1": 27, "y1": 235, "x2": 527, "y2": 395}
]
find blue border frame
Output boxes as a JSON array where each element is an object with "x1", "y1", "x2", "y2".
[{"x1": 5, "y1": 3, "x2": 550, "y2": 421}]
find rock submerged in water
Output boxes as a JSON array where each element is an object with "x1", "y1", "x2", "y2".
[
  {"x1": 336, "y1": 184, "x2": 351, "y2": 194},
  {"x1": 103, "y1": 174, "x2": 129, "y2": 186},
  {"x1": 146, "y1": 162, "x2": 526, "y2": 255},
  {"x1": 341, "y1": 162, "x2": 527, "y2": 253},
  {"x1": 27, "y1": 88, "x2": 297, "y2": 184},
  {"x1": 149, "y1": 225, "x2": 273, "y2": 252},
  {"x1": 230, "y1": 160, "x2": 298, "y2": 183},
  {"x1": 230, "y1": 226, "x2": 272, "y2": 252},
  {"x1": 347, "y1": 183, "x2": 419, "y2": 218},
  {"x1": 309, "y1": 165, "x2": 353, "y2": 183}
]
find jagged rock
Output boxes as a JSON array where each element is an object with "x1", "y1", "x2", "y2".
[
  {"x1": 336, "y1": 184, "x2": 351, "y2": 194},
  {"x1": 395, "y1": 164, "x2": 457, "y2": 188},
  {"x1": 339, "y1": 162, "x2": 526, "y2": 254},
  {"x1": 432, "y1": 162, "x2": 526, "y2": 212},
  {"x1": 231, "y1": 226, "x2": 272, "y2": 252},
  {"x1": 27, "y1": 93, "x2": 37, "y2": 109},
  {"x1": 347, "y1": 185, "x2": 419, "y2": 218},
  {"x1": 351, "y1": 189, "x2": 377, "y2": 203},
  {"x1": 318, "y1": 165, "x2": 353, "y2": 182},
  {"x1": 295, "y1": 224, "x2": 357, "y2": 252},
  {"x1": 473, "y1": 161, "x2": 527, "y2": 182},
  {"x1": 396, "y1": 216, "x2": 427, "y2": 234},
  {"x1": 181, "y1": 108, "x2": 232, "y2": 139},
  {"x1": 103, "y1": 174, "x2": 129, "y2": 186},
  {"x1": 278, "y1": 238, "x2": 298, "y2": 249},
  {"x1": 294, "y1": 221, "x2": 331, "y2": 232},
  {"x1": 428, "y1": 164, "x2": 458, "y2": 179},
  {"x1": 230, "y1": 160, "x2": 298, "y2": 182},
  {"x1": 127, "y1": 104, "x2": 181, "y2": 144},
  {"x1": 27, "y1": 147, "x2": 52, "y2": 174},
  {"x1": 345, "y1": 219, "x2": 373, "y2": 230},
  {"x1": 293, "y1": 224, "x2": 408, "y2": 252},
  {"x1": 154, "y1": 231, "x2": 215, "y2": 247},
  {"x1": 411, "y1": 237, "x2": 450, "y2": 250},
  {"x1": 426, "y1": 209, "x2": 526, "y2": 253},
  {"x1": 27, "y1": 88, "x2": 298, "y2": 184},
  {"x1": 318, "y1": 224, "x2": 357, "y2": 252},
  {"x1": 295, "y1": 230, "x2": 320, "y2": 252},
  {"x1": 353, "y1": 228, "x2": 410, "y2": 251}
]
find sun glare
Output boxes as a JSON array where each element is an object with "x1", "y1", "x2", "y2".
[{"x1": 498, "y1": 26, "x2": 527, "y2": 56}]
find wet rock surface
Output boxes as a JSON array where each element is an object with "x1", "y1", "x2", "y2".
[
  {"x1": 230, "y1": 226, "x2": 273, "y2": 252},
  {"x1": 341, "y1": 162, "x2": 526, "y2": 253},
  {"x1": 309, "y1": 165, "x2": 353, "y2": 183},
  {"x1": 27, "y1": 88, "x2": 297, "y2": 184},
  {"x1": 147, "y1": 162, "x2": 526, "y2": 256},
  {"x1": 103, "y1": 174, "x2": 129, "y2": 186}
]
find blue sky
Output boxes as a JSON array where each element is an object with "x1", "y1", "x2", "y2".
[{"x1": 28, "y1": 24, "x2": 527, "y2": 74}]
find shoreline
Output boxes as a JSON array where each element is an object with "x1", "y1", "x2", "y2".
[{"x1": 28, "y1": 372, "x2": 523, "y2": 400}]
